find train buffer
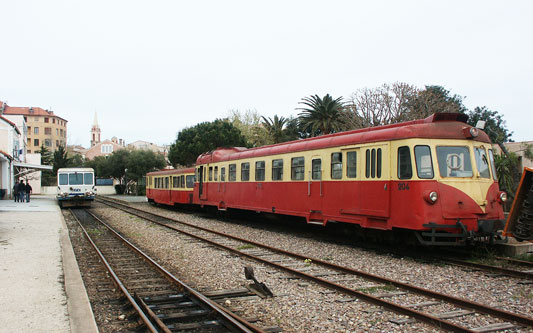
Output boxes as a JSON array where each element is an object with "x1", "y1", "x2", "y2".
[{"x1": 503, "y1": 167, "x2": 533, "y2": 241}]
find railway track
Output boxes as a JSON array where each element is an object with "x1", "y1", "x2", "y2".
[
  {"x1": 70, "y1": 207, "x2": 265, "y2": 332},
  {"x1": 97, "y1": 196, "x2": 533, "y2": 332}
]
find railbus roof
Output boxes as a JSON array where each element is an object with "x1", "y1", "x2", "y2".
[{"x1": 196, "y1": 113, "x2": 491, "y2": 164}]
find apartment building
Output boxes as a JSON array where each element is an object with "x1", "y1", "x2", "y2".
[{"x1": 1, "y1": 102, "x2": 67, "y2": 153}]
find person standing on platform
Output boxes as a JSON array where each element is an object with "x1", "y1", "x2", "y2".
[
  {"x1": 13, "y1": 181, "x2": 20, "y2": 202},
  {"x1": 25, "y1": 181, "x2": 32, "y2": 202},
  {"x1": 18, "y1": 180, "x2": 26, "y2": 203}
]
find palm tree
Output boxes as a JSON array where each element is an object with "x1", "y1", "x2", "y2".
[
  {"x1": 261, "y1": 115, "x2": 288, "y2": 144},
  {"x1": 297, "y1": 94, "x2": 345, "y2": 136}
]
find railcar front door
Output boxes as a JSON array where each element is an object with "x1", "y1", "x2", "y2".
[
  {"x1": 199, "y1": 166, "x2": 208, "y2": 201},
  {"x1": 308, "y1": 157, "x2": 324, "y2": 222}
]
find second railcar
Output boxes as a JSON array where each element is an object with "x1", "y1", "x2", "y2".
[{"x1": 146, "y1": 168, "x2": 195, "y2": 205}]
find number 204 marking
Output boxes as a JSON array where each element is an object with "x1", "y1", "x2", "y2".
[{"x1": 398, "y1": 182, "x2": 410, "y2": 190}]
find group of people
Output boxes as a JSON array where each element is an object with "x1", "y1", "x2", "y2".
[{"x1": 13, "y1": 180, "x2": 32, "y2": 203}]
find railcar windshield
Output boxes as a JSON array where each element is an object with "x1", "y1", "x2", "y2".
[
  {"x1": 474, "y1": 147, "x2": 490, "y2": 178},
  {"x1": 436, "y1": 146, "x2": 473, "y2": 178},
  {"x1": 69, "y1": 173, "x2": 84, "y2": 185},
  {"x1": 59, "y1": 173, "x2": 68, "y2": 185},
  {"x1": 488, "y1": 149, "x2": 498, "y2": 181},
  {"x1": 84, "y1": 173, "x2": 94, "y2": 185}
]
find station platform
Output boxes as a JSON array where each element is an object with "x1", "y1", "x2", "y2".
[{"x1": 0, "y1": 195, "x2": 98, "y2": 333}]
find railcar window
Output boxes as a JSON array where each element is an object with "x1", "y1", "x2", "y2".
[
  {"x1": 241, "y1": 162, "x2": 250, "y2": 181},
  {"x1": 312, "y1": 159, "x2": 322, "y2": 180},
  {"x1": 165, "y1": 177, "x2": 169, "y2": 189},
  {"x1": 221, "y1": 167, "x2": 226, "y2": 182},
  {"x1": 347, "y1": 152, "x2": 357, "y2": 178},
  {"x1": 414, "y1": 146, "x2": 434, "y2": 179},
  {"x1": 291, "y1": 157, "x2": 305, "y2": 180},
  {"x1": 377, "y1": 148, "x2": 382, "y2": 178},
  {"x1": 255, "y1": 161, "x2": 265, "y2": 181},
  {"x1": 474, "y1": 147, "x2": 490, "y2": 178},
  {"x1": 229, "y1": 164, "x2": 237, "y2": 181},
  {"x1": 365, "y1": 150, "x2": 370, "y2": 178},
  {"x1": 272, "y1": 159, "x2": 283, "y2": 181},
  {"x1": 181, "y1": 175, "x2": 185, "y2": 187},
  {"x1": 436, "y1": 146, "x2": 473, "y2": 177},
  {"x1": 214, "y1": 167, "x2": 218, "y2": 181},
  {"x1": 186, "y1": 175, "x2": 194, "y2": 188},
  {"x1": 69, "y1": 173, "x2": 84, "y2": 185},
  {"x1": 84, "y1": 173, "x2": 94, "y2": 185},
  {"x1": 371, "y1": 149, "x2": 376, "y2": 178},
  {"x1": 331, "y1": 153, "x2": 342, "y2": 179},
  {"x1": 173, "y1": 176, "x2": 178, "y2": 188},
  {"x1": 59, "y1": 174, "x2": 68, "y2": 185},
  {"x1": 398, "y1": 146, "x2": 412, "y2": 179},
  {"x1": 488, "y1": 149, "x2": 498, "y2": 181},
  {"x1": 209, "y1": 167, "x2": 213, "y2": 181}
]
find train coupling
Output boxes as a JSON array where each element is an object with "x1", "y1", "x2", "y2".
[{"x1": 244, "y1": 266, "x2": 273, "y2": 298}]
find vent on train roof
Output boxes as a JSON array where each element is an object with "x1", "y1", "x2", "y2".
[{"x1": 425, "y1": 112, "x2": 469, "y2": 123}]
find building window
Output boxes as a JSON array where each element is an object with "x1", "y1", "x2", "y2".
[
  {"x1": 272, "y1": 159, "x2": 283, "y2": 181},
  {"x1": 101, "y1": 144, "x2": 113, "y2": 153},
  {"x1": 27, "y1": 126, "x2": 31, "y2": 132},
  {"x1": 34, "y1": 127, "x2": 39, "y2": 134},
  {"x1": 27, "y1": 150, "x2": 31, "y2": 153},
  {"x1": 56, "y1": 140, "x2": 59, "y2": 147},
  {"x1": 331, "y1": 153, "x2": 342, "y2": 179},
  {"x1": 241, "y1": 162, "x2": 250, "y2": 181},
  {"x1": 52, "y1": 119, "x2": 55, "y2": 124},
  {"x1": 44, "y1": 118, "x2": 49, "y2": 123},
  {"x1": 45, "y1": 139, "x2": 52, "y2": 147},
  {"x1": 255, "y1": 161, "x2": 265, "y2": 181},
  {"x1": 34, "y1": 139, "x2": 39, "y2": 146},
  {"x1": 45, "y1": 127, "x2": 52, "y2": 135},
  {"x1": 27, "y1": 138, "x2": 31, "y2": 145},
  {"x1": 56, "y1": 129, "x2": 59, "y2": 135},
  {"x1": 291, "y1": 157, "x2": 305, "y2": 180}
]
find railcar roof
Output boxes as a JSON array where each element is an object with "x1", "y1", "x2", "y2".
[
  {"x1": 57, "y1": 168, "x2": 94, "y2": 172},
  {"x1": 147, "y1": 167, "x2": 195, "y2": 176},
  {"x1": 196, "y1": 113, "x2": 491, "y2": 164}
]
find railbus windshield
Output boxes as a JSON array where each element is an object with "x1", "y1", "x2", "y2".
[{"x1": 436, "y1": 146, "x2": 473, "y2": 178}]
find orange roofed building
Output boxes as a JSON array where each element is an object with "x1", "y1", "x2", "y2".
[{"x1": 1, "y1": 101, "x2": 67, "y2": 153}]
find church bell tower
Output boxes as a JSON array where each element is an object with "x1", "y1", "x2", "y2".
[{"x1": 90, "y1": 112, "x2": 101, "y2": 147}]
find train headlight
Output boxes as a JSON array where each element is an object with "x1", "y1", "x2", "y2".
[
  {"x1": 424, "y1": 191, "x2": 438, "y2": 204},
  {"x1": 499, "y1": 192, "x2": 508, "y2": 203},
  {"x1": 469, "y1": 127, "x2": 479, "y2": 138}
]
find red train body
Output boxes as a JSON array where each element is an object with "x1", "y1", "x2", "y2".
[{"x1": 146, "y1": 114, "x2": 507, "y2": 245}]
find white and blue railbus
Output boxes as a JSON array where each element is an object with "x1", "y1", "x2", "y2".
[{"x1": 57, "y1": 167, "x2": 96, "y2": 208}]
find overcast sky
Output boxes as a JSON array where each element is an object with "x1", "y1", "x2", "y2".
[{"x1": 1, "y1": 0, "x2": 531, "y2": 148}]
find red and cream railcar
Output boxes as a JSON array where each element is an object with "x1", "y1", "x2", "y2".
[
  {"x1": 193, "y1": 113, "x2": 506, "y2": 245},
  {"x1": 146, "y1": 168, "x2": 195, "y2": 205}
]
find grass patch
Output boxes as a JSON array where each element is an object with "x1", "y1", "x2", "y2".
[
  {"x1": 237, "y1": 244, "x2": 255, "y2": 250},
  {"x1": 513, "y1": 253, "x2": 533, "y2": 262},
  {"x1": 87, "y1": 228, "x2": 102, "y2": 237}
]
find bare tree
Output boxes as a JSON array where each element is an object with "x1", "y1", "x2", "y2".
[{"x1": 341, "y1": 82, "x2": 419, "y2": 130}]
